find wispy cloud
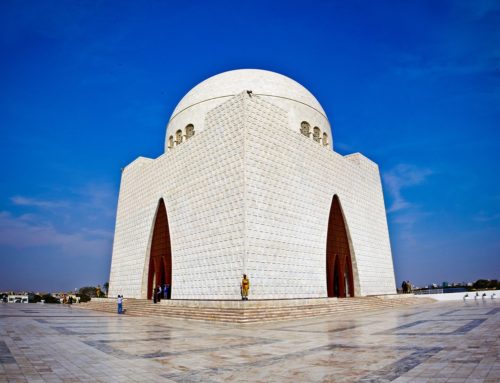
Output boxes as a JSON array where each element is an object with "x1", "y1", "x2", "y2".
[
  {"x1": 473, "y1": 211, "x2": 500, "y2": 223},
  {"x1": 384, "y1": 1, "x2": 500, "y2": 81},
  {"x1": 11, "y1": 196, "x2": 69, "y2": 209},
  {"x1": 390, "y1": 50, "x2": 499, "y2": 79},
  {"x1": 455, "y1": 0, "x2": 500, "y2": 20},
  {"x1": 11, "y1": 182, "x2": 116, "y2": 217},
  {"x1": 383, "y1": 164, "x2": 433, "y2": 213},
  {"x1": 0, "y1": 211, "x2": 111, "y2": 256},
  {"x1": 382, "y1": 164, "x2": 436, "y2": 247},
  {"x1": 2, "y1": 182, "x2": 116, "y2": 259},
  {"x1": 77, "y1": 182, "x2": 117, "y2": 218}
]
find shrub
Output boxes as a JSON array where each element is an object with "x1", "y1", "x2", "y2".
[
  {"x1": 78, "y1": 294, "x2": 91, "y2": 303},
  {"x1": 41, "y1": 294, "x2": 60, "y2": 304},
  {"x1": 30, "y1": 294, "x2": 42, "y2": 303}
]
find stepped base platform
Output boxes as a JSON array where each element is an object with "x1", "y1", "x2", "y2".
[{"x1": 78, "y1": 295, "x2": 435, "y2": 323}]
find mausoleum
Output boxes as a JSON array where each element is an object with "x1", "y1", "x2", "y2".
[{"x1": 108, "y1": 69, "x2": 396, "y2": 300}]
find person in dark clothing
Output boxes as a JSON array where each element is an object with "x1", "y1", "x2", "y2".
[{"x1": 156, "y1": 285, "x2": 162, "y2": 302}]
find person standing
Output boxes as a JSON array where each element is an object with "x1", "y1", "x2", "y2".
[
  {"x1": 241, "y1": 274, "x2": 250, "y2": 301},
  {"x1": 117, "y1": 295, "x2": 123, "y2": 314},
  {"x1": 165, "y1": 283, "x2": 171, "y2": 299},
  {"x1": 157, "y1": 285, "x2": 162, "y2": 303}
]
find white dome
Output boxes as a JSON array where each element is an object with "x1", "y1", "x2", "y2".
[
  {"x1": 170, "y1": 69, "x2": 327, "y2": 120},
  {"x1": 165, "y1": 69, "x2": 332, "y2": 152}
]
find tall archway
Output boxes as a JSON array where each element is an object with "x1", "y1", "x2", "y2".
[
  {"x1": 326, "y1": 195, "x2": 354, "y2": 297},
  {"x1": 147, "y1": 199, "x2": 172, "y2": 299}
]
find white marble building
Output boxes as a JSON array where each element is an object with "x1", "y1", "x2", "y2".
[{"x1": 108, "y1": 69, "x2": 396, "y2": 300}]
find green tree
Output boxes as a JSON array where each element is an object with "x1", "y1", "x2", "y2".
[
  {"x1": 30, "y1": 294, "x2": 42, "y2": 303},
  {"x1": 78, "y1": 293, "x2": 91, "y2": 303},
  {"x1": 473, "y1": 279, "x2": 496, "y2": 290},
  {"x1": 79, "y1": 286, "x2": 98, "y2": 297},
  {"x1": 41, "y1": 294, "x2": 60, "y2": 304}
]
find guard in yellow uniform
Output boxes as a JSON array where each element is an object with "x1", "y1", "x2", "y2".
[{"x1": 241, "y1": 274, "x2": 250, "y2": 301}]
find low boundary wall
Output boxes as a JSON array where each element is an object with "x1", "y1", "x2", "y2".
[{"x1": 414, "y1": 289, "x2": 499, "y2": 301}]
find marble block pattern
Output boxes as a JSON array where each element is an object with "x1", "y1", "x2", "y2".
[{"x1": 108, "y1": 69, "x2": 396, "y2": 299}]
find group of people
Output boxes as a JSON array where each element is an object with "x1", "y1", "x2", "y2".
[
  {"x1": 150, "y1": 276, "x2": 250, "y2": 302},
  {"x1": 116, "y1": 274, "x2": 250, "y2": 313},
  {"x1": 401, "y1": 280, "x2": 413, "y2": 294},
  {"x1": 153, "y1": 283, "x2": 171, "y2": 303},
  {"x1": 62, "y1": 295, "x2": 74, "y2": 304},
  {"x1": 149, "y1": 275, "x2": 250, "y2": 302}
]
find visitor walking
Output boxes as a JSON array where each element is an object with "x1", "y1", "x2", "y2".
[
  {"x1": 401, "y1": 281, "x2": 407, "y2": 294},
  {"x1": 241, "y1": 274, "x2": 250, "y2": 301},
  {"x1": 157, "y1": 285, "x2": 162, "y2": 303},
  {"x1": 117, "y1": 295, "x2": 123, "y2": 314}
]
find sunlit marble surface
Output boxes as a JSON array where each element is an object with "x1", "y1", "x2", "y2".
[{"x1": 0, "y1": 299, "x2": 498, "y2": 382}]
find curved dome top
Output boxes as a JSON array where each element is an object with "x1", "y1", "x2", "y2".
[
  {"x1": 169, "y1": 69, "x2": 327, "y2": 122},
  {"x1": 164, "y1": 69, "x2": 333, "y2": 153}
]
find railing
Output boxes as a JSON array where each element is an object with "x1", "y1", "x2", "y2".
[{"x1": 414, "y1": 289, "x2": 444, "y2": 295}]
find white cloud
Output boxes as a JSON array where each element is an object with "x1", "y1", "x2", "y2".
[
  {"x1": 2, "y1": 182, "x2": 117, "y2": 258},
  {"x1": 11, "y1": 196, "x2": 69, "y2": 209},
  {"x1": 473, "y1": 211, "x2": 500, "y2": 223},
  {"x1": 11, "y1": 182, "x2": 117, "y2": 220},
  {"x1": 0, "y1": 211, "x2": 111, "y2": 257},
  {"x1": 77, "y1": 182, "x2": 117, "y2": 218},
  {"x1": 383, "y1": 164, "x2": 433, "y2": 213}
]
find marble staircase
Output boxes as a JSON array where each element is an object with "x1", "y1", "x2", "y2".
[{"x1": 77, "y1": 295, "x2": 435, "y2": 323}]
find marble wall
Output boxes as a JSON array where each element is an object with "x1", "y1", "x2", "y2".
[{"x1": 108, "y1": 92, "x2": 396, "y2": 299}]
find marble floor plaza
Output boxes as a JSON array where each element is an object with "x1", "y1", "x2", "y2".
[{"x1": 0, "y1": 300, "x2": 499, "y2": 383}]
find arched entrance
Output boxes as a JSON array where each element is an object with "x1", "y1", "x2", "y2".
[
  {"x1": 326, "y1": 195, "x2": 354, "y2": 297},
  {"x1": 147, "y1": 199, "x2": 172, "y2": 300}
]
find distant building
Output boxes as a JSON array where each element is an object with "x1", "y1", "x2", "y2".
[
  {"x1": 7, "y1": 294, "x2": 28, "y2": 303},
  {"x1": 109, "y1": 69, "x2": 397, "y2": 300}
]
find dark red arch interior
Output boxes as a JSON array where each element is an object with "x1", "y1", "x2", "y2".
[
  {"x1": 147, "y1": 199, "x2": 172, "y2": 299},
  {"x1": 326, "y1": 195, "x2": 354, "y2": 298}
]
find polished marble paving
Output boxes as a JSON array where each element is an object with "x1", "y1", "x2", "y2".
[{"x1": 0, "y1": 299, "x2": 498, "y2": 382}]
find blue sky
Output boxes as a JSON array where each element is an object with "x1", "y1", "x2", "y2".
[{"x1": 0, "y1": 0, "x2": 498, "y2": 292}]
